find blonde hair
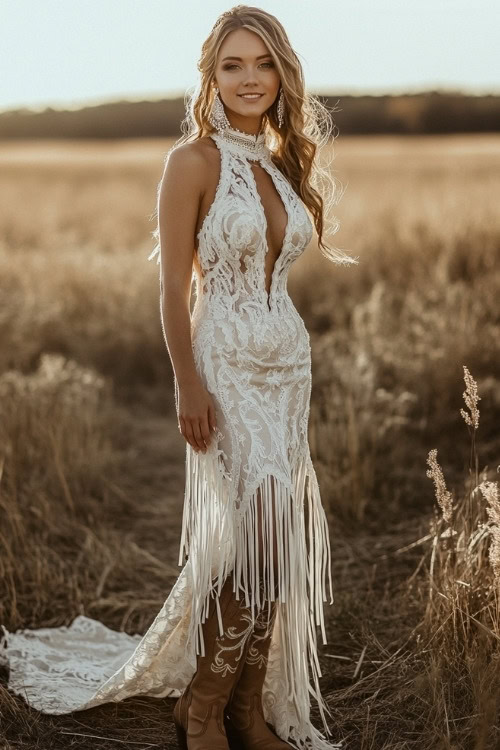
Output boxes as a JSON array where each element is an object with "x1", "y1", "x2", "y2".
[{"x1": 149, "y1": 4, "x2": 358, "y2": 267}]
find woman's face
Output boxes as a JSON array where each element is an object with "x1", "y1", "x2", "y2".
[{"x1": 213, "y1": 27, "x2": 281, "y2": 133}]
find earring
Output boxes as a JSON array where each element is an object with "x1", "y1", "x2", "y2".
[
  {"x1": 209, "y1": 88, "x2": 231, "y2": 133},
  {"x1": 277, "y1": 88, "x2": 285, "y2": 128}
]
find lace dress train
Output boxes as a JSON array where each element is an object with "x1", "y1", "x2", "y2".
[{"x1": 0, "y1": 126, "x2": 343, "y2": 750}]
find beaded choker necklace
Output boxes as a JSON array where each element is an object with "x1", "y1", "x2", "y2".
[{"x1": 214, "y1": 125, "x2": 269, "y2": 160}]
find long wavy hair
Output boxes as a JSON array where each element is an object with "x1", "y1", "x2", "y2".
[{"x1": 149, "y1": 4, "x2": 358, "y2": 267}]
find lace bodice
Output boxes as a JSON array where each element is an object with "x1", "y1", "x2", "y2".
[{"x1": 193, "y1": 126, "x2": 313, "y2": 314}]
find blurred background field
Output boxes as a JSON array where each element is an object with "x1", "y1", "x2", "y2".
[{"x1": 1, "y1": 132, "x2": 499, "y2": 748}]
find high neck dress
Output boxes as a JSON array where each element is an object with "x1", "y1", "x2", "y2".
[{"x1": 0, "y1": 126, "x2": 342, "y2": 750}]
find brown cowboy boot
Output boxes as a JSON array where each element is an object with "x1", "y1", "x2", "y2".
[
  {"x1": 224, "y1": 598, "x2": 295, "y2": 749},
  {"x1": 173, "y1": 573, "x2": 254, "y2": 750}
]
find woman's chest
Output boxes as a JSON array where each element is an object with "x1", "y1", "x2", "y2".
[{"x1": 197, "y1": 153, "x2": 310, "y2": 263}]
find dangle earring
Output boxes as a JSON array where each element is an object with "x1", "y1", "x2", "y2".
[
  {"x1": 209, "y1": 87, "x2": 231, "y2": 133},
  {"x1": 277, "y1": 87, "x2": 285, "y2": 128}
]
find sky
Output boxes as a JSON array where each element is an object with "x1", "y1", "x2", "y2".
[{"x1": 1, "y1": 0, "x2": 499, "y2": 113}]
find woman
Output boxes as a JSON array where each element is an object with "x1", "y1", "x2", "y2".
[{"x1": 1, "y1": 5, "x2": 357, "y2": 749}]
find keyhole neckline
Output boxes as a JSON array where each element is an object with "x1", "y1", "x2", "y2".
[
  {"x1": 207, "y1": 131, "x2": 292, "y2": 312},
  {"x1": 247, "y1": 160, "x2": 290, "y2": 311}
]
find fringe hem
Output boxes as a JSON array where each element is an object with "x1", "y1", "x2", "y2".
[{"x1": 178, "y1": 442, "x2": 338, "y2": 747}]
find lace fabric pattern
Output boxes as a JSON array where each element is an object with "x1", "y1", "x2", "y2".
[{"x1": 0, "y1": 128, "x2": 343, "y2": 750}]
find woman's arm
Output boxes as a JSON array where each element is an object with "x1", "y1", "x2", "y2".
[{"x1": 157, "y1": 144, "x2": 217, "y2": 454}]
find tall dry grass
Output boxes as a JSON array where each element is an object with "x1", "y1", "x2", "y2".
[
  {"x1": 416, "y1": 367, "x2": 500, "y2": 748},
  {"x1": 0, "y1": 353, "x2": 181, "y2": 635},
  {"x1": 318, "y1": 368, "x2": 500, "y2": 749}
]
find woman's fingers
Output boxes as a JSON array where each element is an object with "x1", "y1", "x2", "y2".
[
  {"x1": 191, "y1": 420, "x2": 206, "y2": 452},
  {"x1": 183, "y1": 420, "x2": 196, "y2": 451},
  {"x1": 181, "y1": 418, "x2": 208, "y2": 452},
  {"x1": 183, "y1": 415, "x2": 213, "y2": 453},
  {"x1": 199, "y1": 415, "x2": 212, "y2": 449},
  {"x1": 177, "y1": 388, "x2": 218, "y2": 453},
  {"x1": 180, "y1": 416, "x2": 198, "y2": 452}
]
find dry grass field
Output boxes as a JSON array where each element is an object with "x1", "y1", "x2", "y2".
[{"x1": 0, "y1": 134, "x2": 499, "y2": 749}]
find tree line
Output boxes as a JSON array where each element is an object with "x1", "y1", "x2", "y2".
[{"x1": 0, "y1": 90, "x2": 499, "y2": 139}]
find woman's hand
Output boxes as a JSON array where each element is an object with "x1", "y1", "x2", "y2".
[{"x1": 177, "y1": 378, "x2": 218, "y2": 453}]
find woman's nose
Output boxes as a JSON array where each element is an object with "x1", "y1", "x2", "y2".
[{"x1": 241, "y1": 67, "x2": 259, "y2": 84}]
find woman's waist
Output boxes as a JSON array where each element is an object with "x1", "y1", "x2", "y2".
[
  {"x1": 192, "y1": 289, "x2": 294, "y2": 317},
  {"x1": 191, "y1": 293, "x2": 310, "y2": 358}
]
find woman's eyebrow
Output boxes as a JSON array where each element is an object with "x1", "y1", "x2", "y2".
[{"x1": 221, "y1": 54, "x2": 272, "y2": 62}]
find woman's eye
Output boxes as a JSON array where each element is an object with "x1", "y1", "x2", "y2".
[{"x1": 224, "y1": 62, "x2": 274, "y2": 70}]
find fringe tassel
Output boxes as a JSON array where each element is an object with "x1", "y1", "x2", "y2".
[
  {"x1": 179, "y1": 441, "x2": 338, "y2": 747},
  {"x1": 178, "y1": 440, "x2": 234, "y2": 658}
]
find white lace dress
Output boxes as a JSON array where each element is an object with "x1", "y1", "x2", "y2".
[{"x1": 0, "y1": 126, "x2": 342, "y2": 750}]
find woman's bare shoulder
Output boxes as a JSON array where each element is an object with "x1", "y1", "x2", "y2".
[
  {"x1": 162, "y1": 136, "x2": 220, "y2": 206},
  {"x1": 159, "y1": 138, "x2": 214, "y2": 204},
  {"x1": 167, "y1": 135, "x2": 218, "y2": 170}
]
